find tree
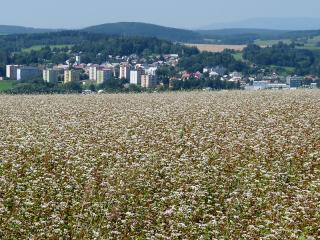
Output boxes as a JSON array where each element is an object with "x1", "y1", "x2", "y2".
[
  {"x1": 89, "y1": 84, "x2": 96, "y2": 92},
  {"x1": 63, "y1": 81, "x2": 82, "y2": 93}
]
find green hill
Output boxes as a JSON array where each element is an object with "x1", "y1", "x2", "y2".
[
  {"x1": 1, "y1": 22, "x2": 320, "y2": 45},
  {"x1": 0, "y1": 25, "x2": 59, "y2": 35},
  {"x1": 83, "y1": 22, "x2": 203, "y2": 42}
]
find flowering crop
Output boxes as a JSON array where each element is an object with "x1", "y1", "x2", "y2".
[{"x1": 0, "y1": 91, "x2": 319, "y2": 239}]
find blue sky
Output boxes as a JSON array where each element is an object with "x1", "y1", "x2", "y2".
[{"x1": 0, "y1": 0, "x2": 319, "y2": 29}]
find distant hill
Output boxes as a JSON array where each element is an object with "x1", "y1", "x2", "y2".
[
  {"x1": 1, "y1": 21, "x2": 320, "y2": 45},
  {"x1": 201, "y1": 17, "x2": 320, "y2": 31},
  {"x1": 82, "y1": 22, "x2": 203, "y2": 42},
  {"x1": 197, "y1": 29, "x2": 287, "y2": 37},
  {"x1": 194, "y1": 29, "x2": 289, "y2": 45},
  {"x1": 196, "y1": 28, "x2": 320, "y2": 45},
  {"x1": 0, "y1": 25, "x2": 59, "y2": 35}
]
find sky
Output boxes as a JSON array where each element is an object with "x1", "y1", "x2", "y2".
[{"x1": 0, "y1": 0, "x2": 319, "y2": 29}]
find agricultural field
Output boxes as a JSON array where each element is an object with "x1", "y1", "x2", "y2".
[
  {"x1": 185, "y1": 43, "x2": 246, "y2": 52},
  {"x1": 0, "y1": 91, "x2": 319, "y2": 239}
]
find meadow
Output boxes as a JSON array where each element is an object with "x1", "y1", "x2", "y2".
[
  {"x1": 0, "y1": 91, "x2": 319, "y2": 239},
  {"x1": 21, "y1": 44, "x2": 73, "y2": 53},
  {"x1": 0, "y1": 80, "x2": 16, "y2": 92}
]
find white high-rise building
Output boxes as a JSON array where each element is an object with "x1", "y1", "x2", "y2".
[
  {"x1": 6, "y1": 65, "x2": 19, "y2": 80},
  {"x1": 130, "y1": 70, "x2": 142, "y2": 85}
]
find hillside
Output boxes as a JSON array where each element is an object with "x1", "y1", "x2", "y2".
[
  {"x1": 0, "y1": 25, "x2": 59, "y2": 35},
  {"x1": 83, "y1": 22, "x2": 203, "y2": 42},
  {"x1": 197, "y1": 28, "x2": 287, "y2": 38},
  {"x1": 201, "y1": 17, "x2": 320, "y2": 31},
  {"x1": 195, "y1": 28, "x2": 320, "y2": 45},
  {"x1": 1, "y1": 22, "x2": 320, "y2": 46}
]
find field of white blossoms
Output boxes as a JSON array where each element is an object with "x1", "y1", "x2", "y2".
[{"x1": 0, "y1": 90, "x2": 319, "y2": 239}]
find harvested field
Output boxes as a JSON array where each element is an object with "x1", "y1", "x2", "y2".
[
  {"x1": 185, "y1": 43, "x2": 246, "y2": 52},
  {"x1": 0, "y1": 91, "x2": 319, "y2": 239}
]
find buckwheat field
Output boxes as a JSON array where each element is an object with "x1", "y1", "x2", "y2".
[{"x1": 0, "y1": 90, "x2": 319, "y2": 239}]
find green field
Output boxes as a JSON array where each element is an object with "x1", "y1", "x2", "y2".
[
  {"x1": 255, "y1": 35, "x2": 320, "y2": 50},
  {"x1": 232, "y1": 52, "x2": 243, "y2": 61},
  {"x1": 0, "y1": 80, "x2": 16, "y2": 92},
  {"x1": 296, "y1": 36, "x2": 320, "y2": 51},
  {"x1": 254, "y1": 39, "x2": 292, "y2": 46},
  {"x1": 22, "y1": 44, "x2": 73, "y2": 53}
]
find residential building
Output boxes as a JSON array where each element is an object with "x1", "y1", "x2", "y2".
[
  {"x1": 119, "y1": 64, "x2": 130, "y2": 80},
  {"x1": 130, "y1": 69, "x2": 142, "y2": 85},
  {"x1": 17, "y1": 67, "x2": 41, "y2": 81},
  {"x1": 43, "y1": 69, "x2": 59, "y2": 83},
  {"x1": 97, "y1": 69, "x2": 112, "y2": 84},
  {"x1": 141, "y1": 74, "x2": 157, "y2": 88},
  {"x1": 6, "y1": 65, "x2": 19, "y2": 80},
  {"x1": 64, "y1": 70, "x2": 80, "y2": 83},
  {"x1": 89, "y1": 65, "x2": 102, "y2": 81}
]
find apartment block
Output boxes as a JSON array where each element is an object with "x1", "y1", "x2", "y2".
[
  {"x1": 97, "y1": 69, "x2": 113, "y2": 84},
  {"x1": 17, "y1": 67, "x2": 41, "y2": 81},
  {"x1": 119, "y1": 64, "x2": 130, "y2": 80},
  {"x1": 141, "y1": 74, "x2": 157, "y2": 88},
  {"x1": 64, "y1": 70, "x2": 80, "y2": 83},
  {"x1": 130, "y1": 69, "x2": 143, "y2": 85},
  {"x1": 43, "y1": 69, "x2": 59, "y2": 83},
  {"x1": 89, "y1": 65, "x2": 102, "y2": 81},
  {"x1": 6, "y1": 65, "x2": 19, "y2": 80}
]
